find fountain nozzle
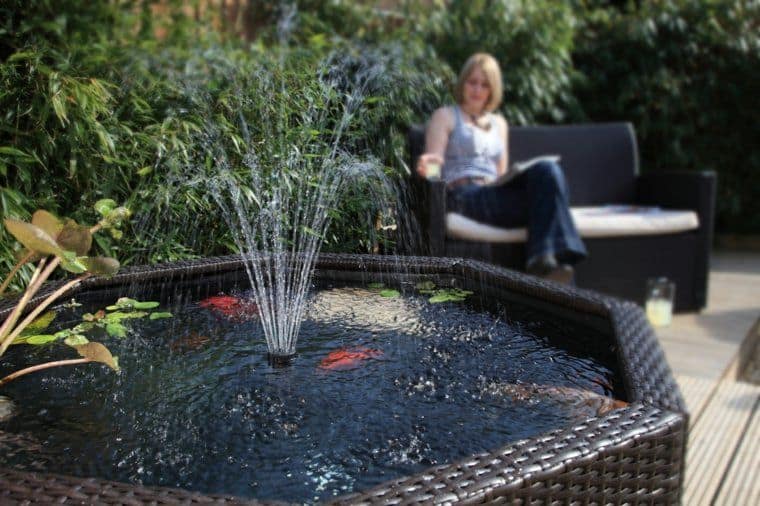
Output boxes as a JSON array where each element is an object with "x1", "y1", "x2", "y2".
[{"x1": 267, "y1": 353, "x2": 296, "y2": 368}]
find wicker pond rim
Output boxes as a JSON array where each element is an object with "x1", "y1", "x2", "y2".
[{"x1": 0, "y1": 254, "x2": 688, "y2": 505}]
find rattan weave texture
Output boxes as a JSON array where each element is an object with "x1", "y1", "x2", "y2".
[{"x1": 0, "y1": 254, "x2": 687, "y2": 505}]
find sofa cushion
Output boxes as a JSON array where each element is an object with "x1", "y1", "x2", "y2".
[{"x1": 446, "y1": 205, "x2": 699, "y2": 243}]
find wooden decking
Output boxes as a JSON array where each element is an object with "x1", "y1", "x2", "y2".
[{"x1": 654, "y1": 251, "x2": 760, "y2": 506}]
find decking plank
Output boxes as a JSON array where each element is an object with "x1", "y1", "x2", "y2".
[
  {"x1": 675, "y1": 374, "x2": 716, "y2": 420},
  {"x1": 714, "y1": 400, "x2": 760, "y2": 506},
  {"x1": 682, "y1": 379, "x2": 760, "y2": 506}
]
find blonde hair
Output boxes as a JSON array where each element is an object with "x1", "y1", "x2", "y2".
[{"x1": 454, "y1": 53, "x2": 503, "y2": 113}]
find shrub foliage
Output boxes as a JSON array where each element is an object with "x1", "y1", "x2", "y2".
[{"x1": 0, "y1": 0, "x2": 757, "y2": 284}]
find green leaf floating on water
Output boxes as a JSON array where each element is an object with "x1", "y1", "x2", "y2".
[
  {"x1": 21, "y1": 311, "x2": 56, "y2": 334},
  {"x1": 64, "y1": 335, "x2": 89, "y2": 346},
  {"x1": 105, "y1": 322, "x2": 127, "y2": 338},
  {"x1": 132, "y1": 301, "x2": 159, "y2": 310},
  {"x1": 415, "y1": 281, "x2": 436, "y2": 291},
  {"x1": 105, "y1": 311, "x2": 148, "y2": 322},
  {"x1": 106, "y1": 297, "x2": 137, "y2": 310},
  {"x1": 149, "y1": 312, "x2": 173, "y2": 320},
  {"x1": 106, "y1": 297, "x2": 158, "y2": 311},
  {"x1": 379, "y1": 289, "x2": 400, "y2": 298},
  {"x1": 25, "y1": 334, "x2": 58, "y2": 345},
  {"x1": 428, "y1": 288, "x2": 474, "y2": 304}
]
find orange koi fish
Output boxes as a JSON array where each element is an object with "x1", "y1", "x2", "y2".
[
  {"x1": 318, "y1": 347, "x2": 384, "y2": 371},
  {"x1": 493, "y1": 383, "x2": 628, "y2": 416},
  {"x1": 199, "y1": 294, "x2": 258, "y2": 320}
]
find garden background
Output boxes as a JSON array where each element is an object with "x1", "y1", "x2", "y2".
[{"x1": 1, "y1": 0, "x2": 758, "y2": 289}]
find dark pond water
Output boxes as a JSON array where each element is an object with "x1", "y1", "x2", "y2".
[{"x1": 0, "y1": 283, "x2": 621, "y2": 503}]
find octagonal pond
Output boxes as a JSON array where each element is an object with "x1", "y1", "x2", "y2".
[{"x1": 0, "y1": 265, "x2": 624, "y2": 504}]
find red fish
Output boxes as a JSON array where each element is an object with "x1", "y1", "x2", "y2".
[
  {"x1": 318, "y1": 347, "x2": 384, "y2": 371},
  {"x1": 199, "y1": 294, "x2": 258, "y2": 320}
]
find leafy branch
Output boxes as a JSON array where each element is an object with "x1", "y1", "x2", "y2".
[{"x1": 0, "y1": 200, "x2": 130, "y2": 387}]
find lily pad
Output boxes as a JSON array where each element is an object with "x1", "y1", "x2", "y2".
[
  {"x1": 149, "y1": 312, "x2": 173, "y2": 320},
  {"x1": 428, "y1": 288, "x2": 474, "y2": 304},
  {"x1": 379, "y1": 289, "x2": 400, "y2": 298}
]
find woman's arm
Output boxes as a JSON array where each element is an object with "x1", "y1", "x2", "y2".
[
  {"x1": 416, "y1": 107, "x2": 453, "y2": 177},
  {"x1": 496, "y1": 115, "x2": 509, "y2": 177}
]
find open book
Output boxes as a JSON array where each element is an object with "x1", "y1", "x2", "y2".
[{"x1": 487, "y1": 155, "x2": 561, "y2": 186}]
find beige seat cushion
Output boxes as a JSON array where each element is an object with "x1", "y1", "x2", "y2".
[{"x1": 446, "y1": 205, "x2": 700, "y2": 243}]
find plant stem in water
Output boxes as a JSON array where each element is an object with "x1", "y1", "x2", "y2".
[{"x1": 0, "y1": 358, "x2": 92, "y2": 387}]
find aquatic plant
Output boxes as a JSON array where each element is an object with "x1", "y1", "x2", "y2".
[{"x1": 0, "y1": 200, "x2": 129, "y2": 386}]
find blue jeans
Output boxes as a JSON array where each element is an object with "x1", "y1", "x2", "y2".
[{"x1": 447, "y1": 161, "x2": 587, "y2": 265}]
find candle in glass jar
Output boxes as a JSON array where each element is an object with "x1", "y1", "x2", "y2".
[{"x1": 646, "y1": 298, "x2": 673, "y2": 326}]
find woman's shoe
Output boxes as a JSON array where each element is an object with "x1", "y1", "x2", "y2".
[
  {"x1": 526, "y1": 254, "x2": 574, "y2": 285},
  {"x1": 543, "y1": 264, "x2": 574, "y2": 285}
]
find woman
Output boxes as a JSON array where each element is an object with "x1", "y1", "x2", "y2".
[{"x1": 416, "y1": 53, "x2": 586, "y2": 283}]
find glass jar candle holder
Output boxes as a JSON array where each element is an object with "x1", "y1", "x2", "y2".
[{"x1": 645, "y1": 277, "x2": 676, "y2": 327}]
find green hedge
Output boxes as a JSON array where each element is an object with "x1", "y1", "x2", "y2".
[
  {"x1": 572, "y1": 0, "x2": 760, "y2": 233},
  {"x1": 423, "y1": 0, "x2": 579, "y2": 124}
]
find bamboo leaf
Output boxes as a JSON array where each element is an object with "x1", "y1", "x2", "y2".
[{"x1": 0, "y1": 146, "x2": 36, "y2": 162}]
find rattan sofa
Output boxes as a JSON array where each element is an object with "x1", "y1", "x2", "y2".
[{"x1": 408, "y1": 122, "x2": 717, "y2": 312}]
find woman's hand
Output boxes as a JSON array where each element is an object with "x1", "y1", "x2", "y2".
[{"x1": 416, "y1": 153, "x2": 444, "y2": 179}]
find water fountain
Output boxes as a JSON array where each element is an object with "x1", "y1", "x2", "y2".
[
  {"x1": 0, "y1": 254, "x2": 688, "y2": 503},
  {"x1": 0, "y1": 13, "x2": 688, "y2": 504}
]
